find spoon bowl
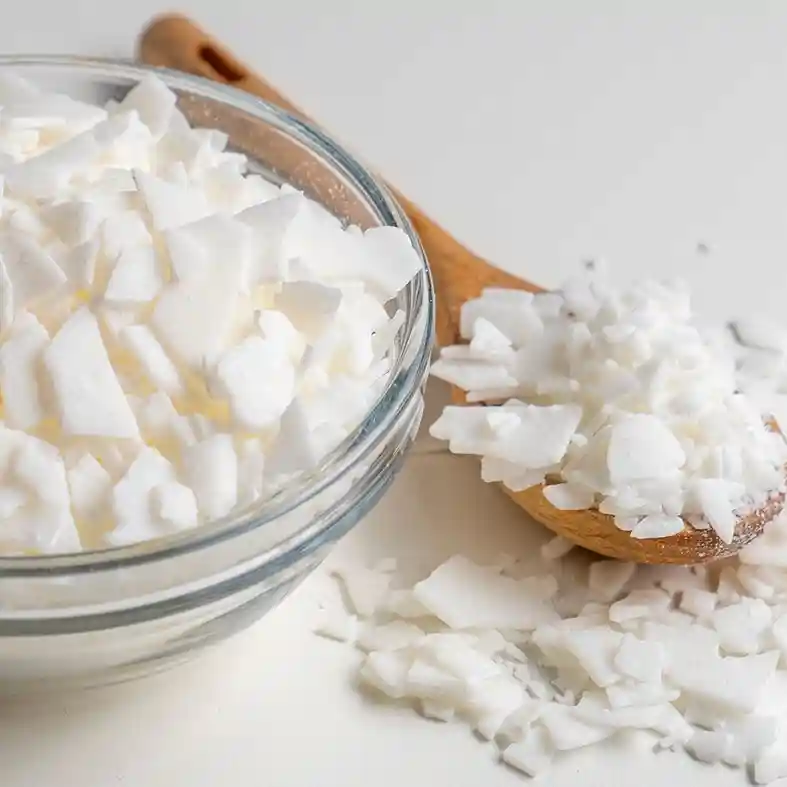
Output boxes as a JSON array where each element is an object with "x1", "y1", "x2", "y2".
[{"x1": 139, "y1": 14, "x2": 787, "y2": 564}]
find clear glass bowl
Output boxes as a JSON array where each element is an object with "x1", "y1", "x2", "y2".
[{"x1": 0, "y1": 57, "x2": 434, "y2": 693}]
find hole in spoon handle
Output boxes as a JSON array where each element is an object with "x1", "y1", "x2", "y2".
[{"x1": 198, "y1": 44, "x2": 246, "y2": 84}]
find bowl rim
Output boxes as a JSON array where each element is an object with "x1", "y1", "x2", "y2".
[{"x1": 0, "y1": 55, "x2": 435, "y2": 576}]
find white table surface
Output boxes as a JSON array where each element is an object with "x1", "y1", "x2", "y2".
[{"x1": 3, "y1": 2, "x2": 787, "y2": 785}]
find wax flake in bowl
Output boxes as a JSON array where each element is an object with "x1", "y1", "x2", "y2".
[
  {"x1": 429, "y1": 264, "x2": 787, "y2": 542},
  {"x1": 0, "y1": 72, "x2": 423, "y2": 555}
]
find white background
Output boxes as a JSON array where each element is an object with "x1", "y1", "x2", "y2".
[{"x1": 2, "y1": 2, "x2": 787, "y2": 785}]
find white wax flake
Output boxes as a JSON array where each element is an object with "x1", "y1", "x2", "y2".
[
  {"x1": 359, "y1": 226, "x2": 423, "y2": 299},
  {"x1": 502, "y1": 729, "x2": 553, "y2": 776},
  {"x1": 115, "y1": 75, "x2": 176, "y2": 139},
  {"x1": 213, "y1": 335, "x2": 295, "y2": 430},
  {"x1": 540, "y1": 535, "x2": 575, "y2": 561},
  {"x1": 66, "y1": 453, "x2": 111, "y2": 520},
  {"x1": 543, "y1": 482, "x2": 595, "y2": 511},
  {"x1": 413, "y1": 555, "x2": 557, "y2": 630},
  {"x1": 257, "y1": 309, "x2": 306, "y2": 364},
  {"x1": 679, "y1": 588, "x2": 717, "y2": 619},
  {"x1": 120, "y1": 324, "x2": 183, "y2": 397},
  {"x1": 314, "y1": 611, "x2": 359, "y2": 644},
  {"x1": 151, "y1": 273, "x2": 240, "y2": 368},
  {"x1": 0, "y1": 255, "x2": 14, "y2": 332},
  {"x1": 540, "y1": 704, "x2": 616, "y2": 751},
  {"x1": 563, "y1": 627, "x2": 623, "y2": 687},
  {"x1": 357, "y1": 621, "x2": 423, "y2": 652},
  {"x1": 135, "y1": 169, "x2": 211, "y2": 231},
  {"x1": 104, "y1": 244, "x2": 163, "y2": 304},
  {"x1": 687, "y1": 729, "x2": 730, "y2": 764},
  {"x1": 669, "y1": 650, "x2": 779, "y2": 716},
  {"x1": 613, "y1": 633, "x2": 664, "y2": 682},
  {"x1": 0, "y1": 229, "x2": 67, "y2": 306},
  {"x1": 5, "y1": 130, "x2": 100, "y2": 198},
  {"x1": 332, "y1": 565, "x2": 392, "y2": 619},
  {"x1": 10, "y1": 435, "x2": 80, "y2": 552},
  {"x1": 430, "y1": 402, "x2": 581, "y2": 470},
  {"x1": 107, "y1": 447, "x2": 176, "y2": 546},
  {"x1": 150, "y1": 481, "x2": 199, "y2": 530},
  {"x1": 630, "y1": 515, "x2": 685, "y2": 540},
  {"x1": 712, "y1": 599, "x2": 772, "y2": 655},
  {"x1": 0, "y1": 485, "x2": 27, "y2": 518},
  {"x1": 0, "y1": 311, "x2": 49, "y2": 429},
  {"x1": 102, "y1": 211, "x2": 152, "y2": 258},
  {"x1": 182, "y1": 435, "x2": 238, "y2": 521},
  {"x1": 608, "y1": 589, "x2": 671, "y2": 623},
  {"x1": 40, "y1": 200, "x2": 104, "y2": 248},
  {"x1": 607, "y1": 414, "x2": 687, "y2": 483},
  {"x1": 693, "y1": 478, "x2": 738, "y2": 544},
  {"x1": 59, "y1": 238, "x2": 100, "y2": 289},
  {"x1": 360, "y1": 650, "x2": 411, "y2": 699},
  {"x1": 275, "y1": 281, "x2": 342, "y2": 338},
  {"x1": 43, "y1": 307, "x2": 139, "y2": 440},
  {"x1": 164, "y1": 213, "x2": 251, "y2": 284},
  {"x1": 236, "y1": 437, "x2": 265, "y2": 507},
  {"x1": 588, "y1": 560, "x2": 635, "y2": 602},
  {"x1": 755, "y1": 748, "x2": 787, "y2": 784}
]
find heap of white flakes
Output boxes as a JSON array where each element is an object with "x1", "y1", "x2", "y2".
[
  {"x1": 316, "y1": 523, "x2": 787, "y2": 783},
  {"x1": 0, "y1": 73, "x2": 421, "y2": 554},
  {"x1": 429, "y1": 264, "x2": 787, "y2": 543}
]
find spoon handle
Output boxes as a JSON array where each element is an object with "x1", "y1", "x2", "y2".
[{"x1": 137, "y1": 14, "x2": 537, "y2": 347}]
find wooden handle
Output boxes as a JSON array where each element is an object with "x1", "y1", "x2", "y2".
[{"x1": 137, "y1": 14, "x2": 537, "y2": 347}]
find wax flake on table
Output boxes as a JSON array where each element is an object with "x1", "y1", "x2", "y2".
[{"x1": 314, "y1": 517, "x2": 787, "y2": 783}]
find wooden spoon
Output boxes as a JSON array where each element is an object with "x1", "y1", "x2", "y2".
[{"x1": 137, "y1": 14, "x2": 785, "y2": 564}]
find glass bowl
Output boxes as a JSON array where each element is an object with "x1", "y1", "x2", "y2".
[{"x1": 0, "y1": 56, "x2": 434, "y2": 693}]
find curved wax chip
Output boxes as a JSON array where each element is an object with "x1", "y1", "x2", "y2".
[{"x1": 43, "y1": 307, "x2": 140, "y2": 440}]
